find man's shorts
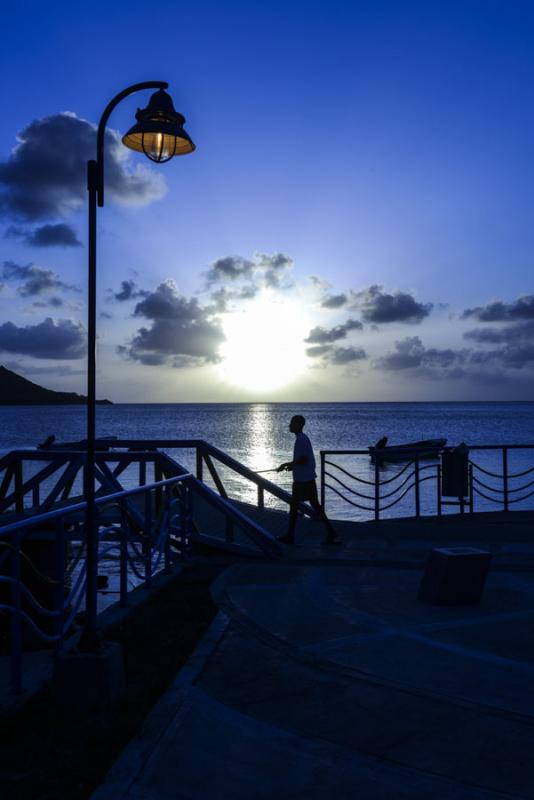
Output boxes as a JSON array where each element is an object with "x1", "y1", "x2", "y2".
[{"x1": 292, "y1": 480, "x2": 319, "y2": 503}]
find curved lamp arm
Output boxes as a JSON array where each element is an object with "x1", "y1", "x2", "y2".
[{"x1": 94, "y1": 80, "x2": 168, "y2": 206}]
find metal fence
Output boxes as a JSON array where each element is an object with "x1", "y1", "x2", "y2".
[
  {"x1": 0, "y1": 473, "x2": 193, "y2": 695},
  {"x1": 320, "y1": 444, "x2": 534, "y2": 521}
]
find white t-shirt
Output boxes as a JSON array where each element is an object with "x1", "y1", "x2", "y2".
[{"x1": 293, "y1": 432, "x2": 317, "y2": 482}]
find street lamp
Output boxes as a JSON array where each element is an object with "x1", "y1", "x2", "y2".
[{"x1": 81, "y1": 82, "x2": 194, "y2": 650}]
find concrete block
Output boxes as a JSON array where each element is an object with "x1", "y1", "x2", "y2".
[{"x1": 417, "y1": 546, "x2": 492, "y2": 605}]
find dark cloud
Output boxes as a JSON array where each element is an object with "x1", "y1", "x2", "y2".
[
  {"x1": 375, "y1": 336, "x2": 464, "y2": 372},
  {"x1": 255, "y1": 252, "x2": 293, "y2": 288},
  {"x1": 329, "y1": 346, "x2": 367, "y2": 365},
  {"x1": 350, "y1": 285, "x2": 432, "y2": 324},
  {"x1": 461, "y1": 295, "x2": 534, "y2": 322},
  {"x1": 6, "y1": 223, "x2": 81, "y2": 247},
  {"x1": 0, "y1": 113, "x2": 165, "y2": 221},
  {"x1": 33, "y1": 296, "x2": 64, "y2": 308},
  {"x1": 205, "y1": 252, "x2": 293, "y2": 290},
  {"x1": 464, "y1": 320, "x2": 534, "y2": 345},
  {"x1": 120, "y1": 280, "x2": 224, "y2": 367},
  {"x1": 1, "y1": 260, "x2": 79, "y2": 296},
  {"x1": 206, "y1": 256, "x2": 255, "y2": 284},
  {"x1": 0, "y1": 317, "x2": 86, "y2": 359},
  {"x1": 306, "y1": 345, "x2": 333, "y2": 358},
  {"x1": 306, "y1": 343, "x2": 367, "y2": 365},
  {"x1": 305, "y1": 318, "x2": 362, "y2": 345},
  {"x1": 4, "y1": 360, "x2": 86, "y2": 377},
  {"x1": 321, "y1": 293, "x2": 347, "y2": 309},
  {"x1": 208, "y1": 284, "x2": 259, "y2": 313},
  {"x1": 112, "y1": 279, "x2": 149, "y2": 302}
]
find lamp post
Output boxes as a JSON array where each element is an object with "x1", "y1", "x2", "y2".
[{"x1": 80, "y1": 82, "x2": 195, "y2": 650}]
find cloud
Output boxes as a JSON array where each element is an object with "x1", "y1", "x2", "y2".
[
  {"x1": 375, "y1": 336, "x2": 464, "y2": 372},
  {"x1": 206, "y1": 256, "x2": 255, "y2": 284},
  {"x1": 255, "y1": 252, "x2": 293, "y2": 288},
  {"x1": 350, "y1": 285, "x2": 432, "y2": 323},
  {"x1": 6, "y1": 223, "x2": 81, "y2": 247},
  {"x1": 461, "y1": 295, "x2": 534, "y2": 322},
  {"x1": 321, "y1": 293, "x2": 347, "y2": 309},
  {"x1": 205, "y1": 252, "x2": 293, "y2": 290},
  {"x1": 464, "y1": 319, "x2": 534, "y2": 345},
  {"x1": 329, "y1": 346, "x2": 367, "y2": 364},
  {"x1": 0, "y1": 317, "x2": 86, "y2": 359},
  {"x1": 306, "y1": 342, "x2": 367, "y2": 365},
  {"x1": 120, "y1": 280, "x2": 224, "y2": 367},
  {"x1": 1, "y1": 260, "x2": 79, "y2": 296},
  {"x1": 112, "y1": 279, "x2": 149, "y2": 302},
  {"x1": 305, "y1": 318, "x2": 362, "y2": 344},
  {"x1": 0, "y1": 112, "x2": 166, "y2": 221},
  {"x1": 32, "y1": 296, "x2": 64, "y2": 308},
  {"x1": 4, "y1": 360, "x2": 86, "y2": 377}
]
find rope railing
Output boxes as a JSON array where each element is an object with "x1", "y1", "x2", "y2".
[{"x1": 320, "y1": 443, "x2": 534, "y2": 520}]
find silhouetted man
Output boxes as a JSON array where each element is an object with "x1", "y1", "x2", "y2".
[{"x1": 277, "y1": 415, "x2": 340, "y2": 546}]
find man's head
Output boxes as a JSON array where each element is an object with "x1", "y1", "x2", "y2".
[{"x1": 289, "y1": 414, "x2": 305, "y2": 434}]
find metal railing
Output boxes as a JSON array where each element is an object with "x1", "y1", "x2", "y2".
[
  {"x1": 0, "y1": 473, "x2": 193, "y2": 695},
  {"x1": 320, "y1": 444, "x2": 534, "y2": 521},
  {"x1": 0, "y1": 443, "x2": 286, "y2": 697}
]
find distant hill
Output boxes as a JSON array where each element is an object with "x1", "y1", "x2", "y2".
[{"x1": 0, "y1": 366, "x2": 112, "y2": 405}]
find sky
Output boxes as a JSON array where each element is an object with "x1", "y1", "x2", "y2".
[{"x1": 1, "y1": 0, "x2": 534, "y2": 402}]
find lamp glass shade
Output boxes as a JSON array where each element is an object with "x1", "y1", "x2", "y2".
[{"x1": 122, "y1": 89, "x2": 195, "y2": 163}]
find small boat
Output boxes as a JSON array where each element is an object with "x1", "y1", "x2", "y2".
[
  {"x1": 369, "y1": 436, "x2": 447, "y2": 464},
  {"x1": 37, "y1": 435, "x2": 118, "y2": 451}
]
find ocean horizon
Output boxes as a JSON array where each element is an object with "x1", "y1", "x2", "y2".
[{"x1": 2, "y1": 401, "x2": 533, "y2": 520}]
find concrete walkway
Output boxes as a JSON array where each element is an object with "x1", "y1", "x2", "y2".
[{"x1": 93, "y1": 525, "x2": 534, "y2": 799}]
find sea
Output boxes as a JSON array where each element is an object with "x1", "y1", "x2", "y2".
[{"x1": 1, "y1": 402, "x2": 534, "y2": 520}]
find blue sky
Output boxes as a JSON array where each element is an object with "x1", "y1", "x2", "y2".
[{"x1": 1, "y1": 0, "x2": 534, "y2": 401}]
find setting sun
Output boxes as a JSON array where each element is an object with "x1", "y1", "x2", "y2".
[{"x1": 218, "y1": 294, "x2": 310, "y2": 391}]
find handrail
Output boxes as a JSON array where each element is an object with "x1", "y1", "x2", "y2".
[{"x1": 0, "y1": 474, "x2": 193, "y2": 535}]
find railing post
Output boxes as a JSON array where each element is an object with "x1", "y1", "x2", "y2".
[
  {"x1": 437, "y1": 463, "x2": 442, "y2": 517},
  {"x1": 374, "y1": 459, "x2": 380, "y2": 521},
  {"x1": 257, "y1": 484, "x2": 264, "y2": 509},
  {"x1": 502, "y1": 447, "x2": 509, "y2": 512},
  {"x1": 120, "y1": 499, "x2": 128, "y2": 606},
  {"x1": 54, "y1": 518, "x2": 66, "y2": 649},
  {"x1": 414, "y1": 456, "x2": 420, "y2": 518},
  {"x1": 196, "y1": 446, "x2": 204, "y2": 481},
  {"x1": 10, "y1": 532, "x2": 22, "y2": 694},
  {"x1": 140, "y1": 459, "x2": 146, "y2": 486},
  {"x1": 14, "y1": 460, "x2": 23, "y2": 513},
  {"x1": 468, "y1": 463, "x2": 474, "y2": 514},
  {"x1": 164, "y1": 487, "x2": 172, "y2": 573},
  {"x1": 320, "y1": 452, "x2": 325, "y2": 511},
  {"x1": 144, "y1": 490, "x2": 152, "y2": 587}
]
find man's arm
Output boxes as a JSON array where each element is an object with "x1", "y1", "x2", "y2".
[{"x1": 277, "y1": 455, "x2": 308, "y2": 472}]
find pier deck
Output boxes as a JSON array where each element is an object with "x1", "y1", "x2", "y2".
[{"x1": 92, "y1": 508, "x2": 534, "y2": 800}]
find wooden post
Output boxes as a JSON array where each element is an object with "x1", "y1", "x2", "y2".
[
  {"x1": 257, "y1": 484, "x2": 264, "y2": 509},
  {"x1": 469, "y1": 464, "x2": 474, "y2": 514},
  {"x1": 196, "y1": 447, "x2": 204, "y2": 481}
]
